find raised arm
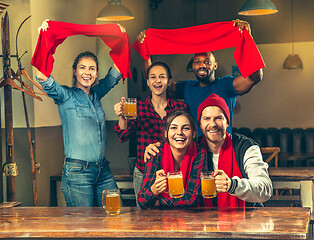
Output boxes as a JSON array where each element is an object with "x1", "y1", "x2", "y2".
[
  {"x1": 233, "y1": 68, "x2": 263, "y2": 95},
  {"x1": 36, "y1": 19, "x2": 50, "y2": 81},
  {"x1": 35, "y1": 69, "x2": 70, "y2": 104},
  {"x1": 36, "y1": 69, "x2": 48, "y2": 82},
  {"x1": 136, "y1": 30, "x2": 152, "y2": 79},
  {"x1": 232, "y1": 19, "x2": 263, "y2": 95},
  {"x1": 112, "y1": 23, "x2": 126, "y2": 74}
]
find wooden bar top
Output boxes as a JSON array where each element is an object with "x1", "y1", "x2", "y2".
[
  {"x1": 269, "y1": 167, "x2": 314, "y2": 180},
  {"x1": 0, "y1": 207, "x2": 310, "y2": 239}
]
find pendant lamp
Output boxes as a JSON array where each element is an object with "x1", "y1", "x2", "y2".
[
  {"x1": 238, "y1": 0, "x2": 278, "y2": 16},
  {"x1": 97, "y1": 0, "x2": 134, "y2": 21},
  {"x1": 283, "y1": 0, "x2": 303, "y2": 70}
]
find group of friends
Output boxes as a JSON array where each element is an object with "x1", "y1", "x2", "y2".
[{"x1": 35, "y1": 19, "x2": 272, "y2": 208}]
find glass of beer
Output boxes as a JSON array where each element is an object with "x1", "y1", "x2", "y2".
[
  {"x1": 102, "y1": 189, "x2": 121, "y2": 215},
  {"x1": 124, "y1": 98, "x2": 137, "y2": 119},
  {"x1": 200, "y1": 171, "x2": 217, "y2": 199},
  {"x1": 167, "y1": 171, "x2": 184, "y2": 198}
]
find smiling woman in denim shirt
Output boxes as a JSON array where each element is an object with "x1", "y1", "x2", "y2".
[{"x1": 36, "y1": 50, "x2": 122, "y2": 207}]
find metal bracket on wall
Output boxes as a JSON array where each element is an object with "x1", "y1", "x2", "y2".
[{"x1": 3, "y1": 163, "x2": 18, "y2": 177}]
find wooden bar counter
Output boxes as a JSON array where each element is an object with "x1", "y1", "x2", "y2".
[{"x1": 0, "y1": 207, "x2": 311, "y2": 239}]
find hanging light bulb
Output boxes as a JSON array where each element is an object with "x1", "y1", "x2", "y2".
[
  {"x1": 97, "y1": 0, "x2": 134, "y2": 21},
  {"x1": 283, "y1": 0, "x2": 303, "y2": 70},
  {"x1": 238, "y1": 0, "x2": 278, "y2": 16}
]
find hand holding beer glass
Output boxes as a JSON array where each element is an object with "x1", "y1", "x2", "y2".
[
  {"x1": 102, "y1": 189, "x2": 121, "y2": 215},
  {"x1": 124, "y1": 98, "x2": 137, "y2": 120},
  {"x1": 200, "y1": 171, "x2": 217, "y2": 199},
  {"x1": 167, "y1": 171, "x2": 185, "y2": 198}
]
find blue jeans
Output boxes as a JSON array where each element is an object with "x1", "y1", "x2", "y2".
[
  {"x1": 62, "y1": 158, "x2": 119, "y2": 207},
  {"x1": 133, "y1": 167, "x2": 144, "y2": 207}
]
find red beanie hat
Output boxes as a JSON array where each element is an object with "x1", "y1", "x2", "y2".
[{"x1": 197, "y1": 94, "x2": 230, "y2": 124}]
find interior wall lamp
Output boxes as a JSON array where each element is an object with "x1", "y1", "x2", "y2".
[
  {"x1": 238, "y1": 0, "x2": 278, "y2": 16},
  {"x1": 97, "y1": 0, "x2": 134, "y2": 21},
  {"x1": 283, "y1": 0, "x2": 303, "y2": 70}
]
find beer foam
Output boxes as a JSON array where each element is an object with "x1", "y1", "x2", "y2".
[
  {"x1": 167, "y1": 175, "x2": 182, "y2": 179},
  {"x1": 107, "y1": 194, "x2": 119, "y2": 197}
]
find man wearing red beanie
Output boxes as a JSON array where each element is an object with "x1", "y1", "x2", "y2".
[{"x1": 198, "y1": 94, "x2": 272, "y2": 207}]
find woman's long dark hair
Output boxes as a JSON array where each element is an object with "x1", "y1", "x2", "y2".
[{"x1": 72, "y1": 51, "x2": 99, "y2": 86}]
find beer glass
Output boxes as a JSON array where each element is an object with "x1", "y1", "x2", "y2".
[
  {"x1": 200, "y1": 171, "x2": 217, "y2": 199},
  {"x1": 167, "y1": 171, "x2": 184, "y2": 198},
  {"x1": 102, "y1": 189, "x2": 121, "y2": 215},
  {"x1": 124, "y1": 98, "x2": 137, "y2": 119}
]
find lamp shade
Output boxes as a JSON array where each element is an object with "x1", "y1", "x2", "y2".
[
  {"x1": 283, "y1": 54, "x2": 303, "y2": 70},
  {"x1": 97, "y1": 0, "x2": 134, "y2": 21},
  {"x1": 238, "y1": 0, "x2": 278, "y2": 16}
]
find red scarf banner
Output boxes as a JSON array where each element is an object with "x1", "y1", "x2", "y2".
[
  {"x1": 31, "y1": 21, "x2": 131, "y2": 79},
  {"x1": 132, "y1": 21, "x2": 265, "y2": 78}
]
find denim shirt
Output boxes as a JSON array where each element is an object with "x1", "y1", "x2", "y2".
[{"x1": 38, "y1": 67, "x2": 122, "y2": 162}]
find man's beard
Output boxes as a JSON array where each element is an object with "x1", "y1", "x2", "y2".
[
  {"x1": 194, "y1": 68, "x2": 214, "y2": 85},
  {"x1": 205, "y1": 134, "x2": 224, "y2": 144},
  {"x1": 204, "y1": 127, "x2": 225, "y2": 144}
]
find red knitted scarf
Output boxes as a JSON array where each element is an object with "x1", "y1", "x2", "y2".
[
  {"x1": 31, "y1": 21, "x2": 131, "y2": 79},
  {"x1": 160, "y1": 142, "x2": 197, "y2": 198},
  {"x1": 132, "y1": 21, "x2": 265, "y2": 78},
  {"x1": 202, "y1": 133, "x2": 245, "y2": 207}
]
